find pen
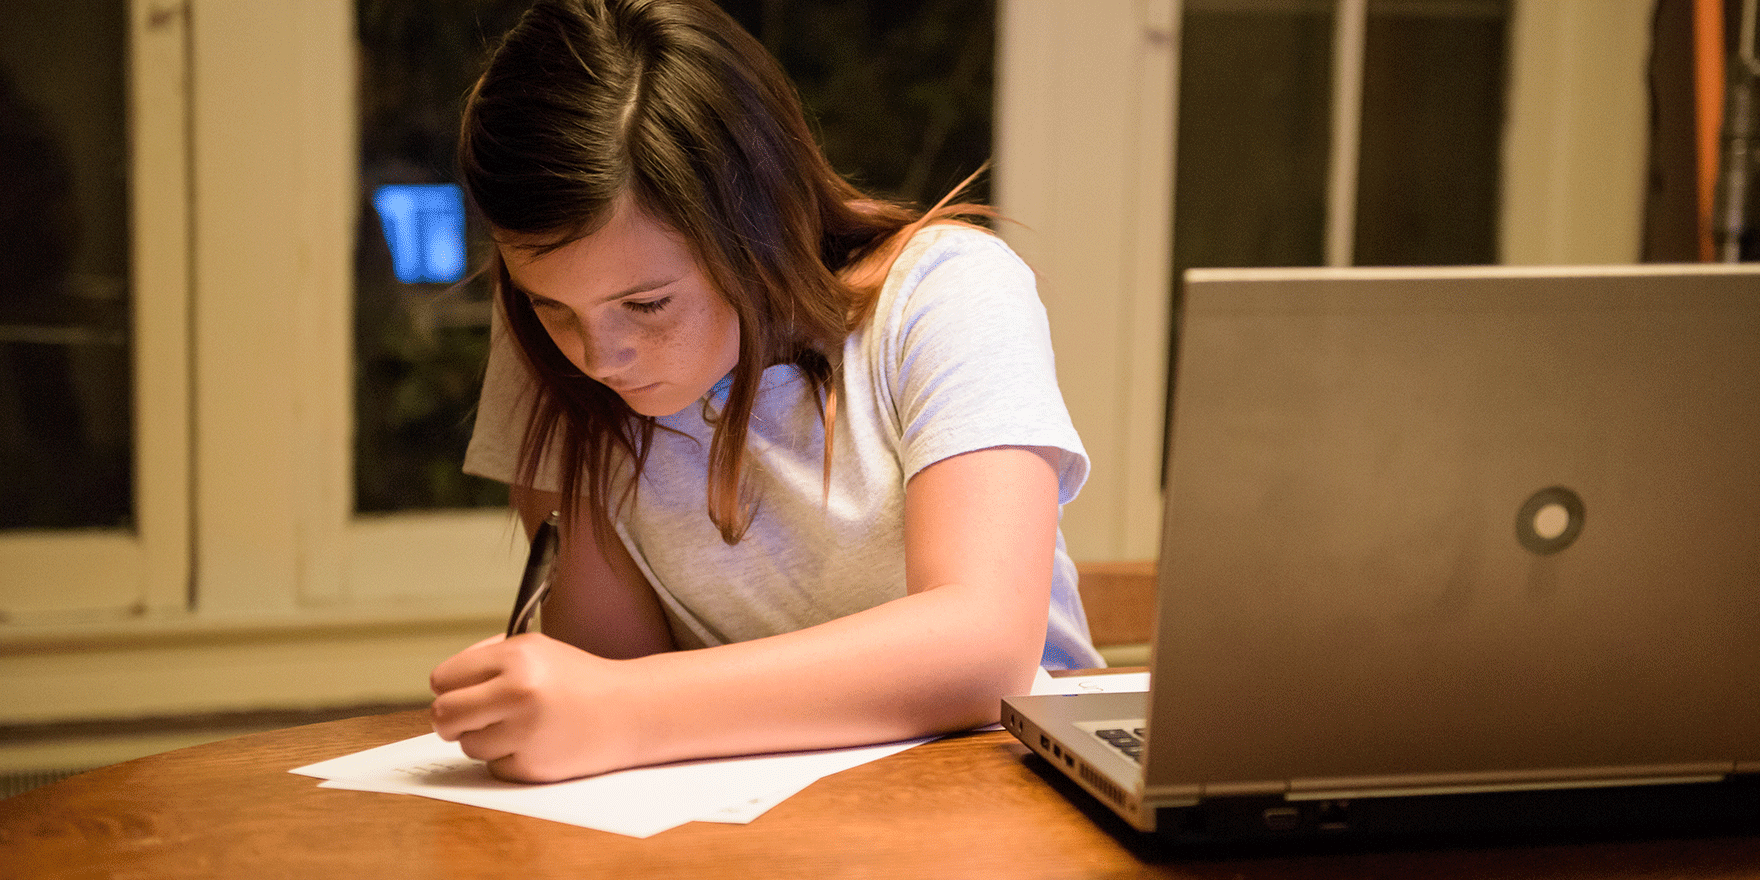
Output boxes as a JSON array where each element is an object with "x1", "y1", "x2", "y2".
[{"x1": 506, "y1": 511, "x2": 560, "y2": 637}]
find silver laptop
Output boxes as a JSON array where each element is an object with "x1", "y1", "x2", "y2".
[{"x1": 1004, "y1": 264, "x2": 1760, "y2": 842}]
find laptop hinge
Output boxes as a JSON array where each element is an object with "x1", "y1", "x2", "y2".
[
  {"x1": 1287, "y1": 762, "x2": 1734, "y2": 802},
  {"x1": 1198, "y1": 779, "x2": 1287, "y2": 798},
  {"x1": 1140, "y1": 782, "x2": 1202, "y2": 808}
]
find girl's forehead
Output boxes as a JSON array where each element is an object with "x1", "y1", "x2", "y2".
[
  {"x1": 495, "y1": 192, "x2": 688, "y2": 257},
  {"x1": 499, "y1": 200, "x2": 704, "y2": 299}
]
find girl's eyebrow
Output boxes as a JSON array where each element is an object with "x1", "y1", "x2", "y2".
[
  {"x1": 506, "y1": 279, "x2": 545, "y2": 302},
  {"x1": 512, "y1": 276, "x2": 680, "y2": 306},
  {"x1": 601, "y1": 278, "x2": 678, "y2": 302}
]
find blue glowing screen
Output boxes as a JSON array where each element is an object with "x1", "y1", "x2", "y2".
[{"x1": 372, "y1": 184, "x2": 467, "y2": 284}]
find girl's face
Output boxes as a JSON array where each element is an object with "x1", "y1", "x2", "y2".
[{"x1": 500, "y1": 195, "x2": 741, "y2": 418}]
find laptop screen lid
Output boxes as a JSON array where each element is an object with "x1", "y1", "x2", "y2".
[{"x1": 1142, "y1": 264, "x2": 1760, "y2": 809}]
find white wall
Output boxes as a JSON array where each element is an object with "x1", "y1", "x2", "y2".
[{"x1": 995, "y1": 0, "x2": 1180, "y2": 562}]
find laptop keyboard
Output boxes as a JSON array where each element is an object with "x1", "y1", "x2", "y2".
[{"x1": 1092, "y1": 726, "x2": 1147, "y2": 763}]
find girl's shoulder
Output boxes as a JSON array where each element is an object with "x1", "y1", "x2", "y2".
[
  {"x1": 894, "y1": 220, "x2": 1010, "y2": 262},
  {"x1": 851, "y1": 222, "x2": 1042, "y2": 361},
  {"x1": 838, "y1": 217, "x2": 1010, "y2": 300},
  {"x1": 883, "y1": 222, "x2": 1029, "y2": 300}
]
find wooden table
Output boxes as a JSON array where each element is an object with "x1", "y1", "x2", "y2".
[{"x1": 4, "y1": 708, "x2": 1759, "y2": 879}]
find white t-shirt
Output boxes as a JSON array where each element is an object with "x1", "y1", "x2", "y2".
[{"x1": 465, "y1": 225, "x2": 1102, "y2": 669}]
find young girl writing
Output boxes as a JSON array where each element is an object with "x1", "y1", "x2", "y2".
[{"x1": 428, "y1": 0, "x2": 1101, "y2": 783}]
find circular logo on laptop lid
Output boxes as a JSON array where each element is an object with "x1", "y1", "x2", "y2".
[{"x1": 1516, "y1": 486, "x2": 1585, "y2": 555}]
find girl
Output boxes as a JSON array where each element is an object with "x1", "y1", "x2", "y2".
[{"x1": 429, "y1": 0, "x2": 1101, "y2": 783}]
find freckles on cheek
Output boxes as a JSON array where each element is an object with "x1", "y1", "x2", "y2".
[
  {"x1": 637, "y1": 322, "x2": 676, "y2": 359},
  {"x1": 653, "y1": 300, "x2": 713, "y2": 362}
]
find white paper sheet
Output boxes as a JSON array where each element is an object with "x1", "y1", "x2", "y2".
[
  {"x1": 1034, "y1": 670, "x2": 1150, "y2": 694},
  {"x1": 292, "y1": 732, "x2": 927, "y2": 838}
]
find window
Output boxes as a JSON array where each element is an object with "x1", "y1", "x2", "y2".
[
  {"x1": 0, "y1": 0, "x2": 189, "y2": 622},
  {"x1": 1, "y1": 3, "x2": 517, "y2": 728},
  {"x1": 353, "y1": 1, "x2": 524, "y2": 515},
  {"x1": 721, "y1": 0, "x2": 996, "y2": 207}
]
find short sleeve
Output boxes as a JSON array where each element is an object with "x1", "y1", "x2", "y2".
[
  {"x1": 867, "y1": 228, "x2": 1089, "y2": 503},
  {"x1": 463, "y1": 306, "x2": 562, "y2": 491}
]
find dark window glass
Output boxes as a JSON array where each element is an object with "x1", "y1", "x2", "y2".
[
  {"x1": 722, "y1": 0, "x2": 996, "y2": 207},
  {"x1": 0, "y1": 0, "x2": 132, "y2": 530},
  {"x1": 1173, "y1": 1, "x2": 1336, "y2": 276},
  {"x1": 353, "y1": 0, "x2": 527, "y2": 513},
  {"x1": 1354, "y1": 0, "x2": 1507, "y2": 266}
]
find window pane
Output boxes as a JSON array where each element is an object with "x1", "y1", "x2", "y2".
[
  {"x1": 721, "y1": 0, "x2": 996, "y2": 207},
  {"x1": 1354, "y1": 0, "x2": 1508, "y2": 266},
  {"x1": 1173, "y1": 0, "x2": 1336, "y2": 276},
  {"x1": 1171, "y1": 0, "x2": 1508, "y2": 273},
  {"x1": 354, "y1": 0, "x2": 526, "y2": 513},
  {"x1": 0, "y1": 0, "x2": 132, "y2": 530}
]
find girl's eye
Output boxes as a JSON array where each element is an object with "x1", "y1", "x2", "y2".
[{"x1": 624, "y1": 297, "x2": 671, "y2": 315}]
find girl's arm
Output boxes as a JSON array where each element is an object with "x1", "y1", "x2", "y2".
[
  {"x1": 431, "y1": 445, "x2": 1059, "y2": 782},
  {"x1": 511, "y1": 484, "x2": 675, "y2": 659}
]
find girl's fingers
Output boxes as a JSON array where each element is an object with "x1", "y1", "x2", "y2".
[
  {"x1": 430, "y1": 680, "x2": 502, "y2": 741},
  {"x1": 455, "y1": 719, "x2": 520, "y2": 765},
  {"x1": 429, "y1": 635, "x2": 510, "y2": 695}
]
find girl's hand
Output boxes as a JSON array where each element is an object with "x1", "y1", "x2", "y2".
[{"x1": 428, "y1": 633, "x2": 652, "y2": 782}]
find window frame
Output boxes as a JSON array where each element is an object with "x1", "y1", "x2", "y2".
[{"x1": 0, "y1": 0, "x2": 192, "y2": 623}]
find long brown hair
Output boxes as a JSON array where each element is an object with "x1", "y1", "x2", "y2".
[{"x1": 461, "y1": 0, "x2": 989, "y2": 543}]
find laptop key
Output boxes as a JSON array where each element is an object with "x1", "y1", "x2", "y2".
[{"x1": 1093, "y1": 727, "x2": 1145, "y2": 763}]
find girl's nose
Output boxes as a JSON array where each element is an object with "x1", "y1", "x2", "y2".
[{"x1": 572, "y1": 320, "x2": 634, "y2": 381}]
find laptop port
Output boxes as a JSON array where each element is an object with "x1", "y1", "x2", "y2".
[
  {"x1": 1314, "y1": 799, "x2": 1351, "y2": 832},
  {"x1": 1262, "y1": 806, "x2": 1301, "y2": 832}
]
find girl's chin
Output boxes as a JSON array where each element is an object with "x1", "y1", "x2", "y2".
[{"x1": 617, "y1": 383, "x2": 692, "y2": 417}]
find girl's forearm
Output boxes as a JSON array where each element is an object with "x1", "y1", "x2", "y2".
[{"x1": 619, "y1": 577, "x2": 1047, "y2": 766}]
